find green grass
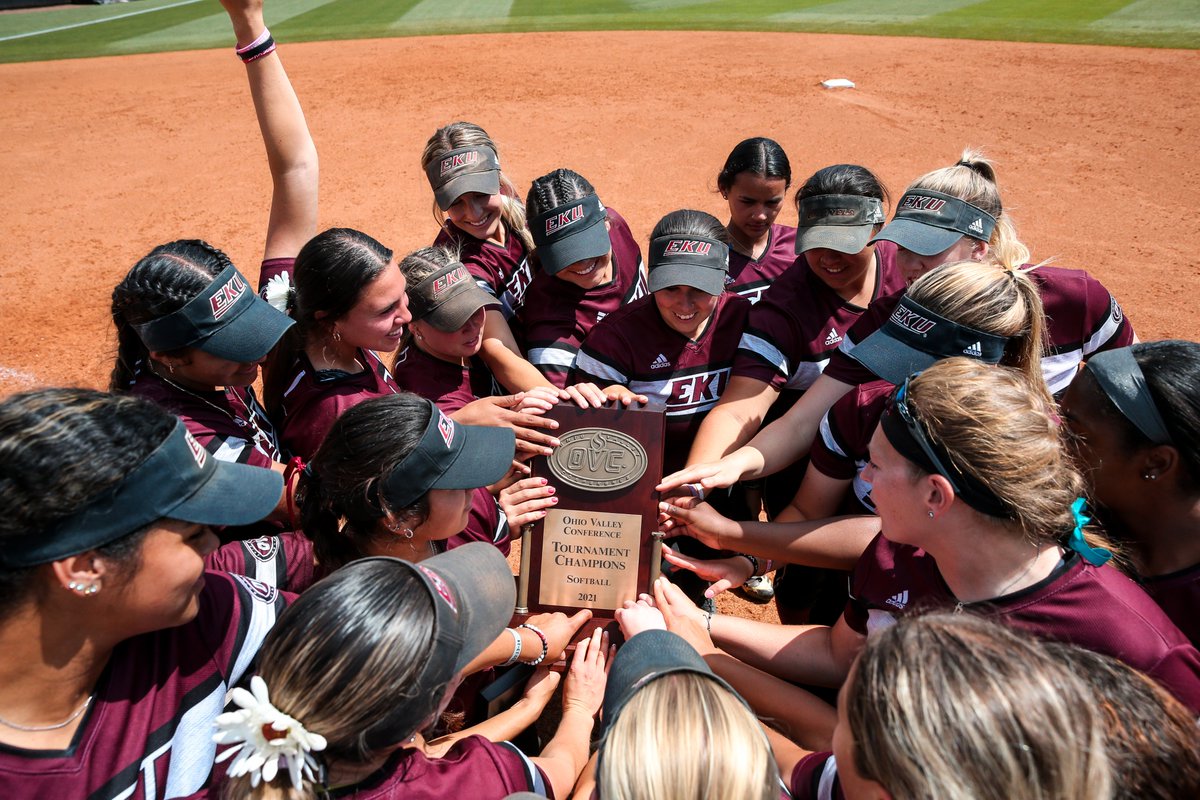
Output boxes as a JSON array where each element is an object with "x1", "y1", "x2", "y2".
[{"x1": 1, "y1": 0, "x2": 1197, "y2": 64}]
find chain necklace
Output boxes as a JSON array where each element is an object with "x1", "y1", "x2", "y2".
[
  {"x1": 155, "y1": 369, "x2": 277, "y2": 457},
  {"x1": 0, "y1": 694, "x2": 93, "y2": 732},
  {"x1": 726, "y1": 224, "x2": 767, "y2": 260},
  {"x1": 954, "y1": 546, "x2": 1048, "y2": 614}
]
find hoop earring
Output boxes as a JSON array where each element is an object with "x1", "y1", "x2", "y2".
[{"x1": 402, "y1": 527, "x2": 414, "y2": 539}]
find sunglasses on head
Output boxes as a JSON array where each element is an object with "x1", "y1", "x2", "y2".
[{"x1": 892, "y1": 374, "x2": 962, "y2": 493}]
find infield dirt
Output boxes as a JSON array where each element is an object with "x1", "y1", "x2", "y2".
[{"x1": 2, "y1": 29, "x2": 1198, "y2": 622}]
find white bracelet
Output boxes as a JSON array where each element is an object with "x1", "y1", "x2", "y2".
[{"x1": 500, "y1": 627, "x2": 522, "y2": 667}]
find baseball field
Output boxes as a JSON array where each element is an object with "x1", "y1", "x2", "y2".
[{"x1": 0, "y1": 0, "x2": 1197, "y2": 396}]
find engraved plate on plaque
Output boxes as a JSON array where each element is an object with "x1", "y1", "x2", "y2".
[
  {"x1": 538, "y1": 508, "x2": 642, "y2": 611},
  {"x1": 546, "y1": 428, "x2": 648, "y2": 493}
]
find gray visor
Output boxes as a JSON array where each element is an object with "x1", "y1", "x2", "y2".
[
  {"x1": 531, "y1": 194, "x2": 611, "y2": 275},
  {"x1": 647, "y1": 235, "x2": 728, "y2": 295},
  {"x1": 425, "y1": 145, "x2": 502, "y2": 210},
  {"x1": 796, "y1": 194, "x2": 885, "y2": 255}
]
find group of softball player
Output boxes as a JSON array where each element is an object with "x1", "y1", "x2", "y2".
[{"x1": 2, "y1": 0, "x2": 1199, "y2": 798}]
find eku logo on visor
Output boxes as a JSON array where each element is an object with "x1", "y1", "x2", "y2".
[
  {"x1": 440, "y1": 150, "x2": 479, "y2": 176},
  {"x1": 437, "y1": 410, "x2": 455, "y2": 447},
  {"x1": 209, "y1": 273, "x2": 248, "y2": 320}
]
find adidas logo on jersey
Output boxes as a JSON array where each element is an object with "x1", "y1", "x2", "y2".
[
  {"x1": 968, "y1": 217, "x2": 985, "y2": 235},
  {"x1": 885, "y1": 590, "x2": 909, "y2": 609},
  {"x1": 963, "y1": 341, "x2": 983, "y2": 357},
  {"x1": 650, "y1": 353, "x2": 672, "y2": 370},
  {"x1": 824, "y1": 327, "x2": 843, "y2": 346}
]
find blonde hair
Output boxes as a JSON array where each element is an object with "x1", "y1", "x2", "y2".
[
  {"x1": 906, "y1": 259, "x2": 1049, "y2": 400},
  {"x1": 906, "y1": 358, "x2": 1083, "y2": 544},
  {"x1": 849, "y1": 613, "x2": 1113, "y2": 800},
  {"x1": 420, "y1": 122, "x2": 534, "y2": 253},
  {"x1": 909, "y1": 148, "x2": 1031, "y2": 269},
  {"x1": 596, "y1": 673, "x2": 779, "y2": 800}
]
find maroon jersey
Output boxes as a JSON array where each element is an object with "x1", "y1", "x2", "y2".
[
  {"x1": 809, "y1": 380, "x2": 893, "y2": 512},
  {"x1": 258, "y1": 257, "x2": 293, "y2": 291},
  {"x1": 0, "y1": 572, "x2": 289, "y2": 799},
  {"x1": 434, "y1": 222, "x2": 533, "y2": 319},
  {"x1": 845, "y1": 534, "x2": 1200, "y2": 713},
  {"x1": 204, "y1": 532, "x2": 317, "y2": 593},
  {"x1": 572, "y1": 293, "x2": 751, "y2": 474},
  {"x1": 789, "y1": 752, "x2": 845, "y2": 800},
  {"x1": 1143, "y1": 563, "x2": 1200, "y2": 648},
  {"x1": 444, "y1": 488, "x2": 512, "y2": 557},
  {"x1": 276, "y1": 348, "x2": 399, "y2": 460},
  {"x1": 825, "y1": 264, "x2": 1135, "y2": 394},
  {"x1": 724, "y1": 223, "x2": 799, "y2": 304},
  {"x1": 733, "y1": 241, "x2": 904, "y2": 393},
  {"x1": 392, "y1": 343, "x2": 496, "y2": 414},
  {"x1": 518, "y1": 208, "x2": 648, "y2": 388},
  {"x1": 128, "y1": 368, "x2": 282, "y2": 468},
  {"x1": 328, "y1": 735, "x2": 548, "y2": 799}
]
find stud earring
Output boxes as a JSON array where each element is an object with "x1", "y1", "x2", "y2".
[
  {"x1": 1143, "y1": 473, "x2": 1157, "y2": 481},
  {"x1": 84, "y1": 584, "x2": 99, "y2": 596},
  {"x1": 928, "y1": 511, "x2": 935, "y2": 519},
  {"x1": 332, "y1": 329, "x2": 342, "y2": 343},
  {"x1": 67, "y1": 581, "x2": 83, "y2": 592}
]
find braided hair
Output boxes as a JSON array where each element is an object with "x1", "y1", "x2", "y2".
[
  {"x1": 109, "y1": 240, "x2": 234, "y2": 391},
  {"x1": 525, "y1": 168, "x2": 601, "y2": 219}
]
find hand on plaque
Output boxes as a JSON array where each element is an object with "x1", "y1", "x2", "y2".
[
  {"x1": 500, "y1": 476, "x2": 557, "y2": 527},
  {"x1": 561, "y1": 626, "x2": 612, "y2": 719},
  {"x1": 614, "y1": 597, "x2": 666, "y2": 639},
  {"x1": 652, "y1": 576, "x2": 718, "y2": 657},
  {"x1": 525, "y1": 609, "x2": 594, "y2": 663}
]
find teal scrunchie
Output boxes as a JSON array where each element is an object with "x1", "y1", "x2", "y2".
[{"x1": 1066, "y1": 498, "x2": 1112, "y2": 567}]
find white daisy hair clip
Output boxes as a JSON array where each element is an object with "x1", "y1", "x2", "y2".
[
  {"x1": 264, "y1": 271, "x2": 294, "y2": 314},
  {"x1": 213, "y1": 675, "x2": 327, "y2": 788}
]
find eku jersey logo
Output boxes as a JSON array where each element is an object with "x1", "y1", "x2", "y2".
[
  {"x1": 545, "y1": 204, "x2": 585, "y2": 236},
  {"x1": 209, "y1": 272, "x2": 247, "y2": 320},
  {"x1": 666, "y1": 368, "x2": 730, "y2": 413},
  {"x1": 440, "y1": 150, "x2": 478, "y2": 176}
]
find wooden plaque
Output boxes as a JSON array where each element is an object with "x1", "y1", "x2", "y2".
[{"x1": 516, "y1": 404, "x2": 664, "y2": 621}]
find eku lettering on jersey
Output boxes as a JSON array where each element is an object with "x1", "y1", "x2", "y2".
[
  {"x1": 209, "y1": 272, "x2": 247, "y2": 320},
  {"x1": 666, "y1": 368, "x2": 730, "y2": 414},
  {"x1": 502, "y1": 257, "x2": 534, "y2": 313}
]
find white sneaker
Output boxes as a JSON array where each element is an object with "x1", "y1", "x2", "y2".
[{"x1": 741, "y1": 574, "x2": 774, "y2": 601}]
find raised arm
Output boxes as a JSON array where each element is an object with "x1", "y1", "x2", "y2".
[{"x1": 219, "y1": 0, "x2": 318, "y2": 263}]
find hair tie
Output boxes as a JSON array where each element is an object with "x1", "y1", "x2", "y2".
[
  {"x1": 1065, "y1": 498, "x2": 1112, "y2": 567},
  {"x1": 213, "y1": 675, "x2": 327, "y2": 788}
]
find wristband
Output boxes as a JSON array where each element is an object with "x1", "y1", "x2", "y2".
[
  {"x1": 235, "y1": 28, "x2": 271, "y2": 54},
  {"x1": 517, "y1": 623, "x2": 549, "y2": 666},
  {"x1": 237, "y1": 28, "x2": 276, "y2": 63},
  {"x1": 737, "y1": 553, "x2": 760, "y2": 576},
  {"x1": 500, "y1": 627, "x2": 522, "y2": 667}
]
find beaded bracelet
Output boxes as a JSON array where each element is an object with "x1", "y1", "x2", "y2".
[
  {"x1": 500, "y1": 627, "x2": 522, "y2": 667},
  {"x1": 517, "y1": 623, "x2": 549, "y2": 666}
]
